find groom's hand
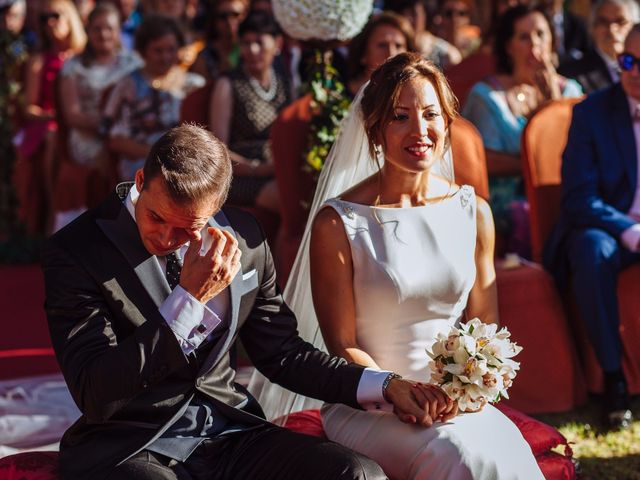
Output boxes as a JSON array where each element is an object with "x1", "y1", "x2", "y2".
[
  {"x1": 385, "y1": 379, "x2": 456, "y2": 427},
  {"x1": 180, "y1": 227, "x2": 242, "y2": 304}
]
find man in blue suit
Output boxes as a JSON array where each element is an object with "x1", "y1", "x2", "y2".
[{"x1": 545, "y1": 25, "x2": 640, "y2": 430}]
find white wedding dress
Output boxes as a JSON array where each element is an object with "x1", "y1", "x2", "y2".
[{"x1": 318, "y1": 188, "x2": 544, "y2": 480}]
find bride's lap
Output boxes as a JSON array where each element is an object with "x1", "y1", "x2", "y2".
[{"x1": 321, "y1": 403, "x2": 543, "y2": 480}]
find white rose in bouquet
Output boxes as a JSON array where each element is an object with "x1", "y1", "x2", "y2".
[{"x1": 427, "y1": 318, "x2": 523, "y2": 412}]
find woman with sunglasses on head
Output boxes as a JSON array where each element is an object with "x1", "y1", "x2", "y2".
[
  {"x1": 14, "y1": 0, "x2": 86, "y2": 234},
  {"x1": 461, "y1": 5, "x2": 582, "y2": 257},
  {"x1": 433, "y1": 0, "x2": 481, "y2": 58},
  {"x1": 190, "y1": 0, "x2": 249, "y2": 82}
]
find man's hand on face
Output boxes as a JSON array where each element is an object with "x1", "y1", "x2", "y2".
[
  {"x1": 180, "y1": 227, "x2": 242, "y2": 304},
  {"x1": 385, "y1": 378, "x2": 458, "y2": 427}
]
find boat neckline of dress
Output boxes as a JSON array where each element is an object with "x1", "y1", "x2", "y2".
[{"x1": 334, "y1": 186, "x2": 465, "y2": 210}]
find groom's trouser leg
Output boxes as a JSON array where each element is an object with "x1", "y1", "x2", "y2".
[
  {"x1": 183, "y1": 424, "x2": 388, "y2": 480},
  {"x1": 566, "y1": 228, "x2": 640, "y2": 372}
]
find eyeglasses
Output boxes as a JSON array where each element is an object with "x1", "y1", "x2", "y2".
[
  {"x1": 618, "y1": 52, "x2": 640, "y2": 73},
  {"x1": 594, "y1": 16, "x2": 630, "y2": 30},
  {"x1": 443, "y1": 8, "x2": 469, "y2": 19},
  {"x1": 39, "y1": 11, "x2": 61, "y2": 23}
]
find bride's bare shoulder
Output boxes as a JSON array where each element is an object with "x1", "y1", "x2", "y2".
[{"x1": 337, "y1": 175, "x2": 379, "y2": 205}]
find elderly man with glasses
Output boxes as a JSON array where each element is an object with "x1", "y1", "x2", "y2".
[{"x1": 560, "y1": 0, "x2": 639, "y2": 94}]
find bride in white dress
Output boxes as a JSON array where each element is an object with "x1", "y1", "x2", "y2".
[{"x1": 249, "y1": 52, "x2": 543, "y2": 479}]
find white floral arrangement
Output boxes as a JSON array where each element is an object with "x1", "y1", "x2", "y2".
[
  {"x1": 272, "y1": 0, "x2": 374, "y2": 41},
  {"x1": 427, "y1": 318, "x2": 523, "y2": 412}
]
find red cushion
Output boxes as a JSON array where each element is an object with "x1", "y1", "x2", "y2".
[
  {"x1": 496, "y1": 404, "x2": 572, "y2": 458},
  {"x1": 282, "y1": 408, "x2": 575, "y2": 479},
  {"x1": 0, "y1": 451, "x2": 59, "y2": 480}
]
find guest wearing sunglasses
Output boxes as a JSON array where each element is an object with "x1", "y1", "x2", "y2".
[
  {"x1": 433, "y1": 0, "x2": 481, "y2": 58},
  {"x1": 191, "y1": 0, "x2": 249, "y2": 82},
  {"x1": 545, "y1": 24, "x2": 640, "y2": 431},
  {"x1": 559, "y1": 0, "x2": 639, "y2": 95},
  {"x1": 13, "y1": 0, "x2": 86, "y2": 234}
]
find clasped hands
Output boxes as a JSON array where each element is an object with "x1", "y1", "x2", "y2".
[
  {"x1": 385, "y1": 378, "x2": 459, "y2": 427},
  {"x1": 179, "y1": 227, "x2": 242, "y2": 304}
]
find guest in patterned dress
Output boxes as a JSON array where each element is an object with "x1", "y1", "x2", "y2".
[
  {"x1": 209, "y1": 11, "x2": 290, "y2": 212},
  {"x1": 104, "y1": 14, "x2": 204, "y2": 181},
  {"x1": 55, "y1": 3, "x2": 141, "y2": 229}
]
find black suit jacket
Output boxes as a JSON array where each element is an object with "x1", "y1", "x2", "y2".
[
  {"x1": 559, "y1": 48, "x2": 614, "y2": 94},
  {"x1": 43, "y1": 187, "x2": 365, "y2": 479},
  {"x1": 558, "y1": 11, "x2": 591, "y2": 67}
]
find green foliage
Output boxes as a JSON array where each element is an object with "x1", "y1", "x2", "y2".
[
  {"x1": 536, "y1": 396, "x2": 640, "y2": 479},
  {"x1": 304, "y1": 50, "x2": 352, "y2": 181}
]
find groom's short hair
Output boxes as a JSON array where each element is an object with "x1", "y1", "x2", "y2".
[{"x1": 142, "y1": 124, "x2": 233, "y2": 208}]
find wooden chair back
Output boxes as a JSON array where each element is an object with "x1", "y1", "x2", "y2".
[
  {"x1": 180, "y1": 81, "x2": 215, "y2": 129},
  {"x1": 521, "y1": 97, "x2": 584, "y2": 262},
  {"x1": 450, "y1": 116, "x2": 490, "y2": 200}
]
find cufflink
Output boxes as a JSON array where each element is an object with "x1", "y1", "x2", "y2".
[{"x1": 196, "y1": 324, "x2": 207, "y2": 334}]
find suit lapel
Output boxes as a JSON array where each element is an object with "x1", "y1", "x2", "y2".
[
  {"x1": 96, "y1": 192, "x2": 170, "y2": 311},
  {"x1": 611, "y1": 84, "x2": 638, "y2": 185},
  {"x1": 198, "y1": 209, "x2": 243, "y2": 375}
]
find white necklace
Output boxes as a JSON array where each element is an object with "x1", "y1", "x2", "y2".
[{"x1": 248, "y1": 68, "x2": 278, "y2": 102}]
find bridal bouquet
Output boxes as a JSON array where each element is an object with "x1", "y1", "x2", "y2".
[{"x1": 426, "y1": 319, "x2": 523, "y2": 412}]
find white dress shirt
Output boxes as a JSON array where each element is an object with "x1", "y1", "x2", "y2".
[{"x1": 125, "y1": 185, "x2": 392, "y2": 409}]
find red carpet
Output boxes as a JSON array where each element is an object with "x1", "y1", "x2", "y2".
[{"x1": 0, "y1": 265, "x2": 59, "y2": 380}]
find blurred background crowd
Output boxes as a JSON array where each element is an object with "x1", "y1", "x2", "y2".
[{"x1": 0, "y1": 0, "x2": 630, "y2": 270}]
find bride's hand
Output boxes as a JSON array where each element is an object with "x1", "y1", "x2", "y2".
[
  {"x1": 411, "y1": 383, "x2": 458, "y2": 423},
  {"x1": 385, "y1": 380, "x2": 456, "y2": 427},
  {"x1": 385, "y1": 379, "x2": 440, "y2": 426}
]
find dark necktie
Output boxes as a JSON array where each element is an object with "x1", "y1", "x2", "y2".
[{"x1": 166, "y1": 251, "x2": 182, "y2": 290}]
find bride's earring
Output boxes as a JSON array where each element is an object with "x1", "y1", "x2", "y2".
[{"x1": 374, "y1": 144, "x2": 382, "y2": 158}]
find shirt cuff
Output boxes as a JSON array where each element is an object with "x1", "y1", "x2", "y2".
[
  {"x1": 159, "y1": 285, "x2": 222, "y2": 355},
  {"x1": 621, "y1": 224, "x2": 640, "y2": 252},
  {"x1": 357, "y1": 368, "x2": 394, "y2": 412}
]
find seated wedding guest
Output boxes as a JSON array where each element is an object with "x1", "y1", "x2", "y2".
[
  {"x1": 559, "y1": 0, "x2": 638, "y2": 94},
  {"x1": 104, "y1": 13, "x2": 204, "y2": 181},
  {"x1": 55, "y1": 2, "x2": 141, "y2": 229},
  {"x1": 545, "y1": 23, "x2": 640, "y2": 431},
  {"x1": 14, "y1": 0, "x2": 86, "y2": 234},
  {"x1": 537, "y1": 0, "x2": 591, "y2": 67},
  {"x1": 0, "y1": 0, "x2": 26, "y2": 34},
  {"x1": 209, "y1": 11, "x2": 290, "y2": 213},
  {"x1": 433, "y1": 0, "x2": 481, "y2": 58},
  {"x1": 346, "y1": 11, "x2": 415, "y2": 96},
  {"x1": 149, "y1": 0, "x2": 203, "y2": 70},
  {"x1": 462, "y1": 5, "x2": 582, "y2": 256},
  {"x1": 190, "y1": 0, "x2": 248, "y2": 82},
  {"x1": 254, "y1": 51, "x2": 544, "y2": 479},
  {"x1": 384, "y1": 0, "x2": 461, "y2": 70},
  {"x1": 43, "y1": 123, "x2": 440, "y2": 479}
]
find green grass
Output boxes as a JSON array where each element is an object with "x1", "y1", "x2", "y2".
[{"x1": 535, "y1": 396, "x2": 640, "y2": 480}]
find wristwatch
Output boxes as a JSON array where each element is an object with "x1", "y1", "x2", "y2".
[{"x1": 382, "y1": 372, "x2": 403, "y2": 402}]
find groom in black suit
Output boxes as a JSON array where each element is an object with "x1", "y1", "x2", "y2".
[{"x1": 43, "y1": 125, "x2": 434, "y2": 479}]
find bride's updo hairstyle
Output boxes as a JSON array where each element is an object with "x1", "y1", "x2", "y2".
[{"x1": 360, "y1": 51, "x2": 458, "y2": 160}]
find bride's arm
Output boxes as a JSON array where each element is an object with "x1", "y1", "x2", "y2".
[
  {"x1": 465, "y1": 196, "x2": 499, "y2": 325},
  {"x1": 310, "y1": 207, "x2": 380, "y2": 368}
]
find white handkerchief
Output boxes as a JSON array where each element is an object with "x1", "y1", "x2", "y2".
[{"x1": 242, "y1": 269, "x2": 257, "y2": 281}]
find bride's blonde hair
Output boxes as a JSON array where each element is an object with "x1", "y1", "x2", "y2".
[{"x1": 361, "y1": 52, "x2": 459, "y2": 161}]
